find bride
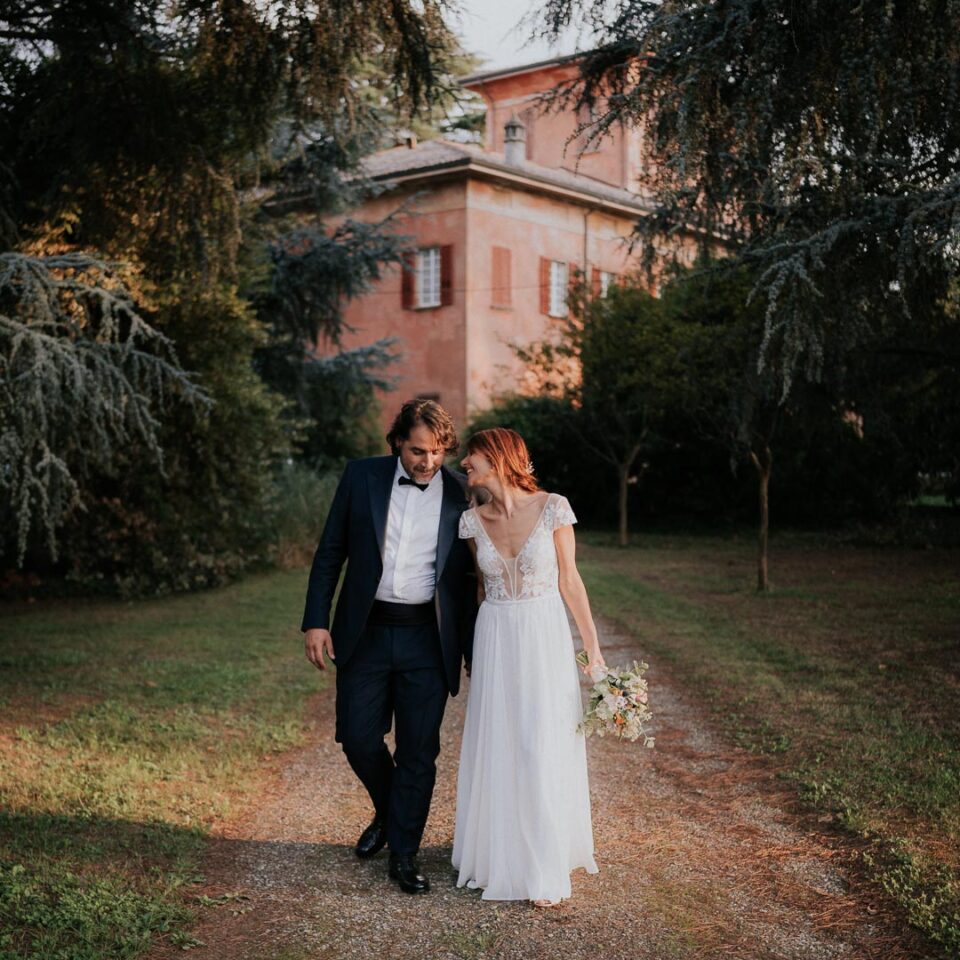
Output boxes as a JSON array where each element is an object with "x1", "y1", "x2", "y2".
[{"x1": 452, "y1": 426, "x2": 606, "y2": 907}]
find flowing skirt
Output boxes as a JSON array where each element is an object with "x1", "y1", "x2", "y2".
[{"x1": 452, "y1": 592, "x2": 598, "y2": 901}]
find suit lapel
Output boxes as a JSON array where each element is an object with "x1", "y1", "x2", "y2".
[
  {"x1": 436, "y1": 466, "x2": 467, "y2": 580},
  {"x1": 369, "y1": 456, "x2": 396, "y2": 558}
]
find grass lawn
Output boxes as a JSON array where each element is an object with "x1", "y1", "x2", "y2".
[
  {"x1": 0, "y1": 569, "x2": 321, "y2": 959},
  {"x1": 578, "y1": 529, "x2": 960, "y2": 953},
  {"x1": 1, "y1": 531, "x2": 957, "y2": 957}
]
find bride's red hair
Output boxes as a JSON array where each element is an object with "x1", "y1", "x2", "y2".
[{"x1": 466, "y1": 428, "x2": 540, "y2": 493}]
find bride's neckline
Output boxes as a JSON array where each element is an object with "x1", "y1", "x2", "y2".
[{"x1": 474, "y1": 492, "x2": 552, "y2": 563}]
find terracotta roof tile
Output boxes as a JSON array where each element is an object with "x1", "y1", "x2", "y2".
[
  {"x1": 361, "y1": 139, "x2": 474, "y2": 177},
  {"x1": 360, "y1": 139, "x2": 651, "y2": 213}
]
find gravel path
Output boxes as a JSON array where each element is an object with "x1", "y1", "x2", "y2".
[{"x1": 147, "y1": 618, "x2": 934, "y2": 960}]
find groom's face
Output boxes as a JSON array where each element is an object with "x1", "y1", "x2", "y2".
[{"x1": 397, "y1": 423, "x2": 445, "y2": 483}]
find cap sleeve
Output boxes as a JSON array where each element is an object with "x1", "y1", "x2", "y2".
[
  {"x1": 458, "y1": 508, "x2": 478, "y2": 540},
  {"x1": 548, "y1": 494, "x2": 577, "y2": 531}
]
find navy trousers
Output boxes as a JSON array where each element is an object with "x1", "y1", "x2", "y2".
[{"x1": 334, "y1": 619, "x2": 448, "y2": 855}]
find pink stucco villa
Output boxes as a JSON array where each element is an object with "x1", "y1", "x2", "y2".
[{"x1": 320, "y1": 54, "x2": 675, "y2": 431}]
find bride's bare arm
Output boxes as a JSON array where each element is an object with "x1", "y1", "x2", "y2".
[{"x1": 555, "y1": 525, "x2": 605, "y2": 675}]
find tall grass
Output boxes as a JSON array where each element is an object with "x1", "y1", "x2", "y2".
[{"x1": 269, "y1": 462, "x2": 339, "y2": 568}]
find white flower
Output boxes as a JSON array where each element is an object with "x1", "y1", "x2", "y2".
[
  {"x1": 601, "y1": 692, "x2": 623, "y2": 714},
  {"x1": 594, "y1": 700, "x2": 614, "y2": 721}
]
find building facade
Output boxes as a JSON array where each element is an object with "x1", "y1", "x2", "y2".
[{"x1": 321, "y1": 54, "x2": 679, "y2": 432}]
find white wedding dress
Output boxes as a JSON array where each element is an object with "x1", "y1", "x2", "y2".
[{"x1": 452, "y1": 492, "x2": 599, "y2": 901}]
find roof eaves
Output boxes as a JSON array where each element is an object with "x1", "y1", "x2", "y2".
[
  {"x1": 460, "y1": 52, "x2": 584, "y2": 88},
  {"x1": 471, "y1": 162, "x2": 652, "y2": 216},
  {"x1": 367, "y1": 156, "x2": 652, "y2": 217},
  {"x1": 365, "y1": 154, "x2": 472, "y2": 180}
]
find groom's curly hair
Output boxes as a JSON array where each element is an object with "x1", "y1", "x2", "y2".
[{"x1": 386, "y1": 398, "x2": 459, "y2": 455}]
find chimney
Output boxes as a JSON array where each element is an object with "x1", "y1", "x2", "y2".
[
  {"x1": 404, "y1": 133, "x2": 418, "y2": 149},
  {"x1": 503, "y1": 113, "x2": 526, "y2": 165}
]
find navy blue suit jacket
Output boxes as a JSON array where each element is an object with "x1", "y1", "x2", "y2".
[{"x1": 301, "y1": 456, "x2": 476, "y2": 695}]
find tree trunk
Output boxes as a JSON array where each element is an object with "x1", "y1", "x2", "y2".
[
  {"x1": 749, "y1": 445, "x2": 772, "y2": 592},
  {"x1": 618, "y1": 464, "x2": 630, "y2": 547},
  {"x1": 614, "y1": 443, "x2": 642, "y2": 548}
]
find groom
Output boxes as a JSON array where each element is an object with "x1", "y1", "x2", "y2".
[{"x1": 302, "y1": 398, "x2": 476, "y2": 894}]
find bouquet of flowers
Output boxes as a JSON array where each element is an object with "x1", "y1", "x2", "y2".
[{"x1": 576, "y1": 651, "x2": 654, "y2": 746}]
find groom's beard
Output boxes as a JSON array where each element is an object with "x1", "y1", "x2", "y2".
[
  {"x1": 411, "y1": 465, "x2": 440, "y2": 481},
  {"x1": 400, "y1": 460, "x2": 440, "y2": 483},
  {"x1": 399, "y1": 455, "x2": 442, "y2": 482}
]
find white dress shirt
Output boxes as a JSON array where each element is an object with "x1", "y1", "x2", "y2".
[{"x1": 374, "y1": 458, "x2": 443, "y2": 604}]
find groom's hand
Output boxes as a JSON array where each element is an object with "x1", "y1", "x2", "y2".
[{"x1": 305, "y1": 628, "x2": 335, "y2": 670}]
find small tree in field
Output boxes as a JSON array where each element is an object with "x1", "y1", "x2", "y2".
[
  {"x1": 516, "y1": 278, "x2": 698, "y2": 546},
  {"x1": 663, "y1": 265, "x2": 846, "y2": 592},
  {"x1": 660, "y1": 266, "x2": 778, "y2": 590}
]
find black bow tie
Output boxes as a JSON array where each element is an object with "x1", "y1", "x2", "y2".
[{"x1": 398, "y1": 476, "x2": 429, "y2": 491}]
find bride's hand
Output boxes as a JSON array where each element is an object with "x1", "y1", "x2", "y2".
[{"x1": 580, "y1": 650, "x2": 606, "y2": 681}]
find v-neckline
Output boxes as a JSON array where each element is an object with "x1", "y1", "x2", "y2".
[{"x1": 474, "y1": 493, "x2": 552, "y2": 564}]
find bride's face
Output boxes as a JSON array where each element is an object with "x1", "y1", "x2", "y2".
[{"x1": 460, "y1": 449, "x2": 494, "y2": 490}]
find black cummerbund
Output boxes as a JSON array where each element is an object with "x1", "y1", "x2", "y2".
[{"x1": 368, "y1": 599, "x2": 436, "y2": 627}]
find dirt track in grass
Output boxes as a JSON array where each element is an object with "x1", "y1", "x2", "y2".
[{"x1": 146, "y1": 616, "x2": 938, "y2": 960}]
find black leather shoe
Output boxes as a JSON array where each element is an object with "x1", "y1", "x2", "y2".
[
  {"x1": 354, "y1": 818, "x2": 386, "y2": 859},
  {"x1": 388, "y1": 853, "x2": 430, "y2": 894}
]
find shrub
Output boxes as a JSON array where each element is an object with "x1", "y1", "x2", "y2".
[{"x1": 269, "y1": 462, "x2": 340, "y2": 568}]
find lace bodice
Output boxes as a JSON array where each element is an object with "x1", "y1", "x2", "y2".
[{"x1": 458, "y1": 492, "x2": 577, "y2": 602}]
